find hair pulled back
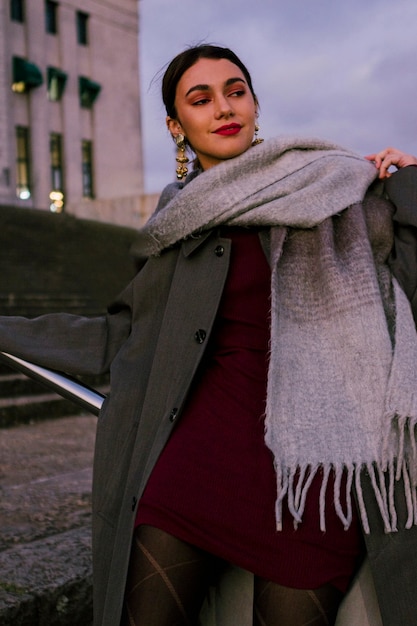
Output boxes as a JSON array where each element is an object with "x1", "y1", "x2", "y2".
[{"x1": 162, "y1": 44, "x2": 257, "y2": 119}]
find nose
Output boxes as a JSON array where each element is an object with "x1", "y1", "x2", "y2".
[{"x1": 214, "y1": 94, "x2": 234, "y2": 119}]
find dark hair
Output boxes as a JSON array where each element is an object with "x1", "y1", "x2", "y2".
[{"x1": 162, "y1": 44, "x2": 257, "y2": 119}]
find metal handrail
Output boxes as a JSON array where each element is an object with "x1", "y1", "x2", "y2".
[{"x1": 0, "y1": 351, "x2": 105, "y2": 416}]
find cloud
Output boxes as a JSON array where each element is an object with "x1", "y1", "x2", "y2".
[{"x1": 140, "y1": 0, "x2": 417, "y2": 192}]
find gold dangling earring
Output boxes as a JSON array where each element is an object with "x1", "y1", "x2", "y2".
[
  {"x1": 174, "y1": 134, "x2": 189, "y2": 180},
  {"x1": 252, "y1": 123, "x2": 264, "y2": 146}
]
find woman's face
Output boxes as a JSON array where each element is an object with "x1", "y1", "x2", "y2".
[{"x1": 167, "y1": 57, "x2": 258, "y2": 171}]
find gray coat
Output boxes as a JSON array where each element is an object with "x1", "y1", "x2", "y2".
[
  {"x1": 0, "y1": 167, "x2": 416, "y2": 626},
  {"x1": 0, "y1": 228, "x2": 234, "y2": 625}
]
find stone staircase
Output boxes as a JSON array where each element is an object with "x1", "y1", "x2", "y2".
[
  {"x1": 0, "y1": 204, "x2": 139, "y2": 317},
  {"x1": 0, "y1": 204, "x2": 139, "y2": 427},
  {"x1": 0, "y1": 415, "x2": 97, "y2": 626},
  {"x1": 0, "y1": 362, "x2": 109, "y2": 427},
  {"x1": 0, "y1": 205, "x2": 140, "y2": 623}
]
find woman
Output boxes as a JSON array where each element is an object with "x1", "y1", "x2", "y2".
[{"x1": 0, "y1": 45, "x2": 416, "y2": 626}]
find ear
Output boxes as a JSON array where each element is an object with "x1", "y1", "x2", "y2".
[
  {"x1": 166, "y1": 116, "x2": 184, "y2": 138},
  {"x1": 253, "y1": 96, "x2": 260, "y2": 118}
]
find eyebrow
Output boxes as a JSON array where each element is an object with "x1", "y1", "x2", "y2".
[{"x1": 185, "y1": 77, "x2": 246, "y2": 98}]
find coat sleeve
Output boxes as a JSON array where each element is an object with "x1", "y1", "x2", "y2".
[
  {"x1": 0, "y1": 280, "x2": 133, "y2": 376},
  {"x1": 386, "y1": 165, "x2": 417, "y2": 321}
]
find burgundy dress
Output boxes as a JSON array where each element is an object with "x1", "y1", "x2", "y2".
[{"x1": 136, "y1": 228, "x2": 365, "y2": 592}]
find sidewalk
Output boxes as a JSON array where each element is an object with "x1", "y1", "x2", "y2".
[{"x1": 0, "y1": 414, "x2": 97, "y2": 625}]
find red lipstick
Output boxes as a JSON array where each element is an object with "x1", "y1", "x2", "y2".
[{"x1": 214, "y1": 123, "x2": 241, "y2": 136}]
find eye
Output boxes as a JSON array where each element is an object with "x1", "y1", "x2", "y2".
[
  {"x1": 192, "y1": 97, "x2": 211, "y2": 106},
  {"x1": 229, "y1": 89, "x2": 246, "y2": 98}
]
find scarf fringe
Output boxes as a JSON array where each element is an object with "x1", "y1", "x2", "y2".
[{"x1": 275, "y1": 415, "x2": 417, "y2": 535}]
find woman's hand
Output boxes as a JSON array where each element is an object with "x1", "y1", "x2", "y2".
[{"x1": 365, "y1": 147, "x2": 417, "y2": 179}]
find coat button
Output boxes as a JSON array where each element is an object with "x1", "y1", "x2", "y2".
[
  {"x1": 169, "y1": 407, "x2": 178, "y2": 422},
  {"x1": 194, "y1": 329, "x2": 207, "y2": 344},
  {"x1": 214, "y1": 245, "x2": 224, "y2": 257}
]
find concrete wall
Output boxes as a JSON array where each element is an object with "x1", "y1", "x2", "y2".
[{"x1": 67, "y1": 191, "x2": 160, "y2": 228}]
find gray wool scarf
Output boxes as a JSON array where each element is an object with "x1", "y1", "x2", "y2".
[{"x1": 134, "y1": 136, "x2": 417, "y2": 534}]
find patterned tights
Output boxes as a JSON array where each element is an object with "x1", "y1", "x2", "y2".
[{"x1": 121, "y1": 525, "x2": 344, "y2": 626}]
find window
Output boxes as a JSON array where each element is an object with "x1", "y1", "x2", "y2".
[
  {"x1": 1, "y1": 168, "x2": 10, "y2": 187},
  {"x1": 45, "y1": 0, "x2": 58, "y2": 34},
  {"x1": 10, "y1": 0, "x2": 24, "y2": 22},
  {"x1": 76, "y1": 11, "x2": 89, "y2": 45},
  {"x1": 81, "y1": 140, "x2": 94, "y2": 198},
  {"x1": 78, "y1": 76, "x2": 101, "y2": 108},
  {"x1": 47, "y1": 67, "x2": 67, "y2": 101},
  {"x1": 12, "y1": 56, "x2": 43, "y2": 93},
  {"x1": 15, "y1": 126, "x2": 31, "y2": 200},
  {"x1": 49, "y1": 133, "x2": 64, "y2": 212}
]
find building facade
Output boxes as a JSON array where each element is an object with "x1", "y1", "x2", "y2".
[{"x1": 0, "y1": 0, "x2": 153, "y2": 226}]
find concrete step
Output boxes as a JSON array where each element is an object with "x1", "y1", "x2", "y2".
[
  {"x1": 0, "y1": 294, "x2": 97, "y2": 317},
  {"x1": 0, "y1": 370, "x2": 69, "y2": 398},
  {"x1": 0, "y1": 364, "x2": 108, "y2": 427},
  {"x1": 0, "y1": 527, "x2": 93, "y2": 626},
  {"x1": 0, "y1": 415, "x2": 97, "y2": 625},
  {"x1": 0, "y1": 392, "x2": 84, "y2": 428}
]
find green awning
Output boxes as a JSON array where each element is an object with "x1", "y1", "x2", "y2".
[
  {"x1": 12, "y1": 56, "x2": 43, "y2": 92},
  {"x1": 47, "y1": 66, "x2": 68, "y2": 101},
  {"x1": 79, "y1": 76, "x2": 101, "y2": 108}
]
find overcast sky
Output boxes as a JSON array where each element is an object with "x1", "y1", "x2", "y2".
[{"x1": 139, "y1": 0, "x2": 417, "y2": 193}]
